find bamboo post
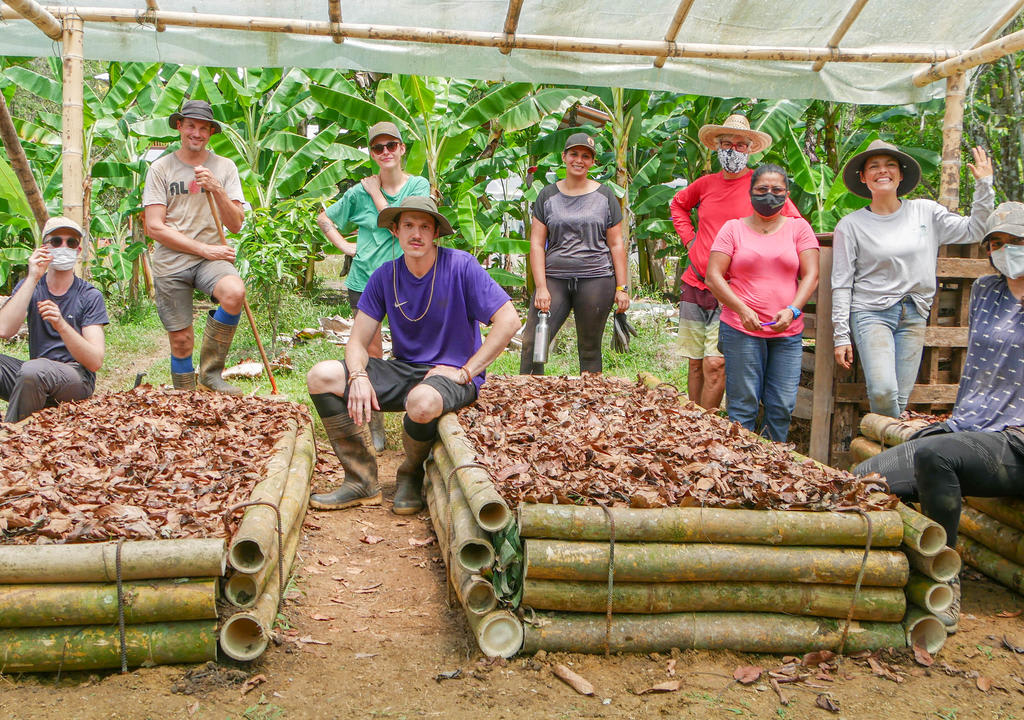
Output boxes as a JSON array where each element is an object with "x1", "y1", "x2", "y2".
[
  {"x1": 956, "y1": 535, "x2": 1024, "y2": 595},
  {"x1": 432, "y1": 444, "x2": 497, "y2": 572},
  {"x1": 2, "y1": 0, "x2": 61, "y2": 38},
  {"x1": 144, "y1": 0, "x2": 165, "y2": 31},
  {"x1": 938, "y1": 72, "x2": 967, "y2": 211},
  {"x1": 809, "y1": 246, "x2": 835, "y2": 462},
  {"x1": 61, "y1": 14, "x2": 85, "y2": 238},
  {"x1": 0, "y1": 93, "x2": 49, "y2": 231},
  {"x1": 327, "y1": 0, "x2": 343, "y2": 43},
  {"x1": 499, "y1": 0, "x2": 525, "y2": 54},
  {"x1": 437, "y1": 414, "x2": 512, "y2": 532},
  {"x1": 896, "y1": 502, "x2": 946, "y2": 557},
  {"x1": 859, "y1": 413, "x2": 931, "y2": 447},
  {"x1": 905, "y1": 545, "x2": 961, "y2": 583},
  {"x1": 812, "y1": 0, "x2": 870, "y2": 72},
  {"x1": 975, "y1": 0, "x2": 1024, "y2": 45},
  {"x1": 903, "y1": 607, "x2": 947, "y2": 655}
]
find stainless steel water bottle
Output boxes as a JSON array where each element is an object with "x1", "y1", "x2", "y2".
[{"x1": 533, "y1": 311, "x2": 550, "y2": 363}]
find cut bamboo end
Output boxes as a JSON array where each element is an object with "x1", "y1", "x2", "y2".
[
  {"x1": 906, "y1": 545, "x2": 961, "y2": 583},
  {"x1": 897, "y1": 503, "x2": 946, "y2": 556},
  {"x1": 457, "y1": 540, "x2": 496, "y2": 574},
  {"x1": 228, "y1": 539, "x2": 265, "y2": 575},
  {"x1": 437, "y1": 414, "x2": 512, "y2": 532},
  {"x1": 219, "y1": 612, "x2": 266, "y2": 662},
  {"x1": 467, "y1": 609, "x2": 523, "y2": 658},
  {"x1": 462, "y1": 576, "x2": 499, "y2": 615},
  {"x1": 223, "y1": 573, "x2": 260, "y2": 609},
  {"x1": 904, "y1": 607, "x2": 946, "y2": 655},
  {"x1": 476, "y1": 501, "x2": 512, "y2": 533},
  {"x1": 904, "y1": 572, "x2": 953, "y2": 615}
]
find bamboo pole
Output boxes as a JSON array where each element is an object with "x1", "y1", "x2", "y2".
[
  {"x1": 896, "y1": 502, "x2": 946, "y2": 557},
  {"x1": 0, "y1": 539, "x2": 226, "y2": 584},
  {"x1": 61, "y1": 14, "x2": 85, "y2": 244},
  {"x1": 522, "y1": 612, "x2": 907, "y2": 655},
  {"x1": 432, "y1": 443, "x2": 496, "y2": 572},
  {"x1": 914, "y1": 27, "x2": 1024, "y2": 86},
  {"x1": 904, "y1": 572, "x2": 953, "y2": 615},
  {"x1": 850, "y1": 436, "x2": 883, "y2": 464},
  {"x1": 0, "y1": 620, "x2": 217, "y2": 672},
  {"x1": 523, "y1": 579, "x2": 905, "y2": 621},
  {"x1": 0, "y1": 93, "x2": 49, "y2": 231},
  {"x1": 938, "y1": 73, "x2": 967, "y2": 211},
  {"x1": 327, "y1": 0, "x2": 342, "y2": 44},
  {"x1": 812, "y1": 0, "x2": 870, "y2": 72},
  {"x1": 499, "y1": 0, "x2": 525, "y2": 54},
  {"x1": 224, "y1": 429, "x2": 313, "y2": 607},
  {"x1": 2, "y1": 0, "x2": 60, "y2": 38},
  {"x1": 905, "y1": 545, "x2": 961, "y2": 583},
  {"x1": 524, "y1": 539, "x2": 909, "y2": 587},
  {"x1": 423, "y1": 462, "x2": 498, "y2": 615},
  {"x1": 1, "y1": 6, "x2": 962, "y2": 65},
  {"x1": 903, "y1": 607, "x2": 947, "y2": 655},
  {"x1": 145, "y1": 0, "x2": 164, "y2": 31},
  {"x1": 437, "y1": 413, "x2": 511, "y2": 532},
  {"x1": 957, "y1": 534, "x2": 1024, "y2": 595},
  {"x1": 859, "y1": 413, "x2": 930, "y2": 447},
  {"x1": 653, "y1": 0, "x2": 697, "y2": 68},
  {"x1": 518, "y1": 503, "x2": 902, "y2": 547},
  {"x1": 227, "y1": 419, "x2": 299, "y2": 573},
  {"x1": 975, "y1": 0, "x2": 1024, "y2": 46},
  {"x1": 965, "y1": 496, "x2": 1024, "y2": 533},
  {"x1": 959, "y1": 505, "x2": 1024, "y2": 565},
  {"x1": 0, "y1": 579, "x2": 217, "y2": 627}
]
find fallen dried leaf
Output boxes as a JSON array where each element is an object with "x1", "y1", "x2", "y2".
[
  {"x1": 434, "y1": 669, "x2": 462, "y2": 682},
  {"x1": 815, "y1": 694, "x2": 840, "y2": 712},
  {"x1": 319, "y1": 556, "x2": 340, "y2": 567},
  {"x1": 733, "y1": 666, "x2": 763, "y2": 685},
  {"x1": 913, "y1": 645, "x2": 935, "y2": 667},
  {"x1": 186, "y1": 700, "x2": 200, "y2": 716},
  {"x1": 360, "y1": 535, "x2": 385, "y2": 545},
  {"x1": 408, "y1": 537, "x2": 435, "y2": 547},
  {"x1": 637, "y1": 680, "x2": 681, "y2": 695},
  {"x1": 354, "y1": 652, "x2": 377, "y2": 659},
  {"x1": 296, "y1": 636, "x2": 330, "y2": 646},
  {"x1": 553, "y1": 664, "x2": 595, "y2": 696},
  {"x1": 801, "y1": 650, "x2": 835, "y2": 668},
  {"x1": 310, "y1": 614, "x2": 334, "y2": 622},
  {"x1": 1003, "y1": 634, "x2": 1024, "y2": 654},
  {"x1": 240, "y1": 674, "x2": 267, "y2": 695},
  {"x1": 977, "y1": 676, "x2": 992, "y2": 692},
  {"x1": 996, "y1": 610, "x2": 1023, "y2": 618},
  {"x1": 353, "y1": 583, "x2": 383, "y2": 594}
]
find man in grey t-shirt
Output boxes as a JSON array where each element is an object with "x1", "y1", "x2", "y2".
[{"x1": 142, "y1": 99, "x2": 247, "y2": 394}]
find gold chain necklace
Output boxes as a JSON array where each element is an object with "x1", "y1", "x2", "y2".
[{"x1": 392, "y1": 248, "x2": 438, "y2": 323}]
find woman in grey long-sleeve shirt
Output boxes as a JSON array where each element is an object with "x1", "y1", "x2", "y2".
[{"x1": 831, "y1": 139, "x2": 994, "y2": 418}]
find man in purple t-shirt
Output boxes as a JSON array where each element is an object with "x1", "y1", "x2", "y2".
[
  {"x1": 307, "y1": 196, "x2": 520, "y2": 514},
  {"x1": 0, "y1": 216, "x2": 109, "y2": 422}
]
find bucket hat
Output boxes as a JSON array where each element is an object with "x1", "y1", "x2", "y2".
[
  {"x1": 42, "y1": 216, "x2": 84, "y2": 239},
  {"x1": 377, "y1": 195, "x2": 453, "y2": 237},
  {"x1": 697, "y1": 114, "x2": 773, "y2": 154},
  {"x1": 168, "y1": 100, "x2": 221, "y2": 134},
  {"x1": 841, "y1": 139, "x2": 921, "y2": 199},
  {"x1": 564, "y1": 132, "x2": 598, "y2": 154},
  {"x1": 982, "y1": 201, "x2": 1024, "y2": 244}
]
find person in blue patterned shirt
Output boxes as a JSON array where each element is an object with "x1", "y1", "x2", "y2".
[{"x1": 854, "y1": 201, "x2": 1024, "y2": 635}]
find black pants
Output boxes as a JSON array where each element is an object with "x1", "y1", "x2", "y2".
[
  {"x1": 519, "y1": 276, "x2": 615, "y2": 375},
  {"x1": 854, "y1": 430, "x2": 1024, "y2": 543}
]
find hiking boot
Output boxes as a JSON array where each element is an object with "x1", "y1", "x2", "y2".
[
  {"x1": 171, "y1": 371, "x2": 196, "y2": 390},
  {"x1": 936, "y1": 577, "x2": 961, "y2": 634},
  {"x1": 369, "y1": 411, "x2": 387, "y2": 453},
  {"x1": 393, "y1": 427, "x2": 432, "y2": 515},
  {"x1": 197, "y1": 311, "x2": 242, "y2": 395},
  {"x1": 310, "y1": 413, "x2": 382, "y2": 510}
]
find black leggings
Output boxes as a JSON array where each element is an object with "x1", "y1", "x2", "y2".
[
  {"x1": 519, "y1": 276, "x2": 616, "y2": 375},
  {"x1": 854, "y1": 431, "x2": 1024, "y2": 543}
]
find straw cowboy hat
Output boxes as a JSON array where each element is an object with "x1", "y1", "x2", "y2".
[
  {"x1": 697, "y1": 114, "x2": 773, "y2": 154},
  {"x1": 377, "y1": 195, "x2": 454, "y2": 237},
  {"x1": 841, "y1": 139, "x2": 921, "y2": 199}
]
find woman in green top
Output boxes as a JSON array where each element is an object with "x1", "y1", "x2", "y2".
[{"x1": 316, "y1": 121, "x2": 429, "y2": 450}]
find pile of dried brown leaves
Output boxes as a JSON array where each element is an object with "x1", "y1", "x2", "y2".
[
  {"x1": 0, "y1": 387, "x2": 309, "y2": 544},
  {"x1": 459, "y1": 375, "x2": 894, "y2": 511}
]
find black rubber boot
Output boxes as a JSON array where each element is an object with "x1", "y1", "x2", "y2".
[
  {"x1": 393, "y1": 429, "x2": 432, "y2": 515},
  {"x1": 369, "y1": 411, "x2": 387, "y2": 453},
  {"x1": 310, "y1": 413, "x2": 382, "y2": 510},
  {"x1": 198, "y1": 311, "x2": 242, "y2": 395},
  {"x1": 171, "y1": 371, "x2": 197, "y2": 390}
]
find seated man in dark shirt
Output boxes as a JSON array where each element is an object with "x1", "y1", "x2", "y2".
[{"x1": 0, "y1": 216, "x2": 109, "y2": 423}]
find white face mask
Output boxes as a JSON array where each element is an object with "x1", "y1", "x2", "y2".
[
  {"x1": 50, "y1": 247, "x2": 79, "y2": 271},
  {"x1": 991, "y1": 245, "x2": 1024, "y2": 279},
  {"x1": 717, "y1": 148, "x2": 749, "y2": 174}
]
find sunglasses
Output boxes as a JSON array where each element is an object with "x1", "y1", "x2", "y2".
[
  {"x1": 45, "y1": 235, "x2": 81, "y2": 249},
  {"x1": 719, "y1": 140, "x2": 751, "y2": 152},
  {"x1": 370, "y1": 140, "x2": 401, "y2": 155}
]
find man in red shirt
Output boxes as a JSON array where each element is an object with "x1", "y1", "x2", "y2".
[{"x1": 670, "y1": 114, "x2": 802, "y2": 410}]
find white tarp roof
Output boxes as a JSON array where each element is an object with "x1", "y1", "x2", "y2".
[{"x1": 0, "y1": 1, "x2": 1020, "y2": 104}]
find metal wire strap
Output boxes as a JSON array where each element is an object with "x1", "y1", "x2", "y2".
[
  {"x1": 837, "y1": 509, "x2": 873, "y2": 657},
  {"x1": 115, "y1": 539, "x2": 128, "y2": 673},
  {"x1": 597, "y1": 502, "x2": 616, "y2": 657},
  {"x1": 224, "y1": 500, "x2": 285, "y2": 608}
]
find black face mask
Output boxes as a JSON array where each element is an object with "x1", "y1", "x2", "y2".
[{"x1": 750, "y1": 192, "x2": 786, "y2": 217}]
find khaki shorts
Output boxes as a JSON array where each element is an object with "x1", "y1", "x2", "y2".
[
  {"x1": 678, "y1": 284, "x2": 723, "y2": 360},
  {"x1": 153, "y1": 259, "x2": 238, "y2": 332}
]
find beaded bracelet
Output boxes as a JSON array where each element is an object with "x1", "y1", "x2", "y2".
[{"x1": 347, "y1": 369, "x2": 369, "y2": 386}]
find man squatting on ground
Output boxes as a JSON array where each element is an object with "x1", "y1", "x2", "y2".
[
  {"x1": 142, "y1": 100, "x2": 247, "y2": 394},
  {"x1": 0, "y1": 217, "x2": 109, "y2": 422},
  {"x1": 306, "y1": 196, "x2": 520, "y2": 514}
]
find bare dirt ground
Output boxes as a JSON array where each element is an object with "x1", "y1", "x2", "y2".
[{"x1": 2, "y1": 450, "x2": 1023, "y2": 720}]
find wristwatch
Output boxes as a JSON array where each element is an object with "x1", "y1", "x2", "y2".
[
  {"x1": 616, "y1": 285, "x2": 629, "y2": 293},
  {"x1": 786, "y1": 304, "x2": 802, "y2": 318}
]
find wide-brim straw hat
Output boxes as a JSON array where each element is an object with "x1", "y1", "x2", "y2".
[
  {"x1": 982, "y1": 201, "x2": 1024, "y2": 244},
  {"x1": 697, "y1": 114, "x2": 773, "y2": 154},
  {"x1": 841, "y1": 139, "x2": 921, "y2": 199},
  {"x1": 377, "y1": 195, "x2": 454, "y2": 237},
  {"x1": 168, "y1": 99, "x2": 221, "y2": 134}
]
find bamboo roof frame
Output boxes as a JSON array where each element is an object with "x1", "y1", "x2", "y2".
[
  {"x1": 499, "y1": 0, "x2": 524, "y2": 55},
  {"x1": 653, "y1": 0, "x2": 697, "y2": 69},
  {"x1": 811, "y1": 0, "x2": 870, "y2": 73}
]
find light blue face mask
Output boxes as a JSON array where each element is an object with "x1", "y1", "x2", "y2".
[{"x1": 992, "y1": 245, "x2": 1024, "y2": 279}]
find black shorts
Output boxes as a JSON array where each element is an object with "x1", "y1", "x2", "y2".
[
  {"x1": 348, "y1": 357, "x2": 478, "y2": 414},
  {"x1": 347, "y1": 288, "x2": 362, "y2": 313}
]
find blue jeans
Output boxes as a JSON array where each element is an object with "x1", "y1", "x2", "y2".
[
  {"x1": 851, "y1": 297, "x2": 927, "y2": 418},
  {"x1": 718, "y1": 322, "x2": 804, "y2": 442}
]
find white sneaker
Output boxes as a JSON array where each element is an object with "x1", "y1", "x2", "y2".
[{"x1": 936, "y1": 577, "x2": 961, "y2": 634}]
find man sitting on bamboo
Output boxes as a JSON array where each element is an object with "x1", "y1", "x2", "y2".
[
  {"x1": 306, "y1": 196, "x2": 520, "y2": 514},
  {"x1": 142, "y1": 99, "x2": 247, "y2": 394}
]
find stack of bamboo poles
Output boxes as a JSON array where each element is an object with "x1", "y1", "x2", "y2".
[
  {"x1": 958, "y1": 498, "x2": 1024, "y2": 597},
  {"x1": 220, "y1": 420, "x2": 316, "y2": 661},
  {"x1": 423, "y1": 414, "x2": 523, "y2": 659},
  {"x1": 898, "y1": 502, "x2": 960, "y2": 649},
  {"x1": 849, "y1": 413, "x2": 932, "y2": 465},
  {"x1": 0, "y1": 417, "x2": 316, "y2": 672}
]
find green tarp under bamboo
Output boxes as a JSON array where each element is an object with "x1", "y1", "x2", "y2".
[
  {"x1": 524, "y1": 539, "x2": 909, "y2": 587},
  {"x1": 522, "y1": 612, "x2": 906, "y2": 655},
  {"x1": 0, "y1": 620, "x2": 216, "y2": 672},
  {"x1": 522, "y1": 579, "x2": 905, "y2": 621},
  {"x1": 518, "y1": 503, "x2": 902, "y2": 547},
  {"x1": 0, "y1": 579, "x2": 217, "y2": 628}
]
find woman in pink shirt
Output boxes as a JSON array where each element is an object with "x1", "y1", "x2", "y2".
[{"x1": 705, "y1": 164, "x2": 820, "y2": 441}]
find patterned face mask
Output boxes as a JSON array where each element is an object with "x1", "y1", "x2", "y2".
[{"x1": 717, "y1": 148, "x2": 749, "y2": 174}]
